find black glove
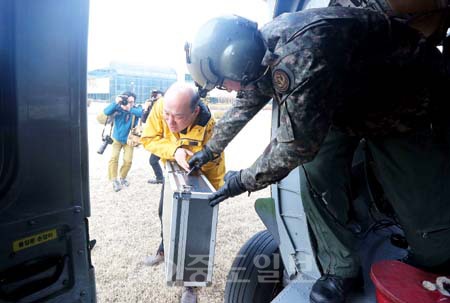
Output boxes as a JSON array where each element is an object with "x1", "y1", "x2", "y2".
[
  {"x1": 209, "y1": 170, "x2": 247, "y2": 207},
  {"x1": 188, "y1": 146, "x2": 217, "y2": 171}
]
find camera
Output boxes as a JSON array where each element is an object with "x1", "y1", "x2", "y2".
[
  {"x1": 150, "y1": 90, "x2": 160, "y2": 102},
  {"x1": 97, "y1": 135, "x2": 113, "y2": 154},
  {"x1": 119, "y1": 95, "x2": 129, "y2": 106}
]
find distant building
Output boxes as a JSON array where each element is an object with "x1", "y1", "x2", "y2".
[{"x1": 87, "y1": 62, "x2": 177, "y2": 103}]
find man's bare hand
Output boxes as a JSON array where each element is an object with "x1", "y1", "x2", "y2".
[
  {"x1": 120, "y1": 103, "x2": 131, "y2": 111},
  {"x1": 174, "y1": 148, "x2": 194, "y2": 171},
  {"x1": 143, "y1": 100, "x2": 152, "y2": 111}
]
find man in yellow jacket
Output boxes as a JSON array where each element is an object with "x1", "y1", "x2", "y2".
[
  {"x1": 141, "y1": 83, "x2": 225, "y2": 189},
  {"x1": 140, "y1": 82, "x2": 225, "y2": 303}
]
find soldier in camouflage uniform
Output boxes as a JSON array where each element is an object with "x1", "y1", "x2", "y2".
[{"x1": 186, "y1": 6, "x2": 450, "y2": 303}]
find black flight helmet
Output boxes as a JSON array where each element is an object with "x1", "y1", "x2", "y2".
[{"x1": 185, "y1": 15, "x2": 266, "y2": 97}]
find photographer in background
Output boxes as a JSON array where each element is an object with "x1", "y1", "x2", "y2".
[
  {"x1": 103, "y1": 92, "x2": 142, "y2": 192},
  {"x1": 142, "y1": 89, "x2": 164, "y2": 184}
]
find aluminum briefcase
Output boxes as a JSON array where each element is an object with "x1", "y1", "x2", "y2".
[{"x1": 163, "y1": 161, "x2": 219, "y2": 287}]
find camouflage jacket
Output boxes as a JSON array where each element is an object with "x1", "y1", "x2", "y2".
[{"x1": 206, "y1": 6, "x2": 448, "y2": 191}]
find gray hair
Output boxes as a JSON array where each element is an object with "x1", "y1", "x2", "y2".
[{"x1": 189, "y1": 92, "x2": 200, "y2": 112}]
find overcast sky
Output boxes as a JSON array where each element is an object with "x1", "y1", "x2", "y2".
[{"x1": 88, "y1": 0, "x2": 272, "y2": 74}]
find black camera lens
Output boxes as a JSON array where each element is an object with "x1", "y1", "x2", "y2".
[
  {"x1": 120, "y1": 97, "x2": 128, "y2": 106},
  {"x1": 97, "y1": 135, "x2": 113, "y2": 154},
  {"x1": 97, "y1": 140, "x2": 109, "y2": 154}
]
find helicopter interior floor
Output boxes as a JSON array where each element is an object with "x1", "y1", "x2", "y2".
[{"x1": 272, "y1": 223, "x2": 407, "y2": 303}]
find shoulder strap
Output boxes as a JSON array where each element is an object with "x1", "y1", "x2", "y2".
[
  {"x1": 101, "y1": 115, "x2": 114, "y2": 137},
  {"x1": 129, "y1": 114, "x2": 137, "y2": 135}
]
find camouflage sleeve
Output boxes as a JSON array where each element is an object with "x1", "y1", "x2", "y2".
[
  {"x1": 240, "y1": 25, "x2": 348, "y2": 191},
  {"x1": 206, "y1": 89, "x2": 272, "y2": 154},
  {"x1": 240, "y1": 92, "x2": 332, "y2": 191}
]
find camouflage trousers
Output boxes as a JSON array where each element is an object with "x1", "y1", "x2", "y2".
[{"x1": 300, "y1": 126, "x2": 450, "y2": 278}]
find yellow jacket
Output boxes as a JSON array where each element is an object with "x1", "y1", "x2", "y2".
[{"x1": 141, "y1": 98, "x2": 225, "y2": 189}]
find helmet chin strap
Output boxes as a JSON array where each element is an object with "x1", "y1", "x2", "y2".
[{"x1": 197, "y1": 86, "x2": 209, "y2": 98}]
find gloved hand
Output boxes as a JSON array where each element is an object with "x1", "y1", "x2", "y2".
[
  {"x1": 188, "y1": 146, "x2": 217, "y2": 171},
  {"x1": 209, "y1": 170, "x2": 247, "y2": 207}
]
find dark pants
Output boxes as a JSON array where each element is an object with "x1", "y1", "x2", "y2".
[
  {"x1": 157, "y1": 181, "x2": 164, "y2": 254},
  {"x1": 149, "y1": 154, "x2": 163, "y2": 181},
  {"x1": 301, "y1": 126, "x2": 450, "y2": 278}
]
